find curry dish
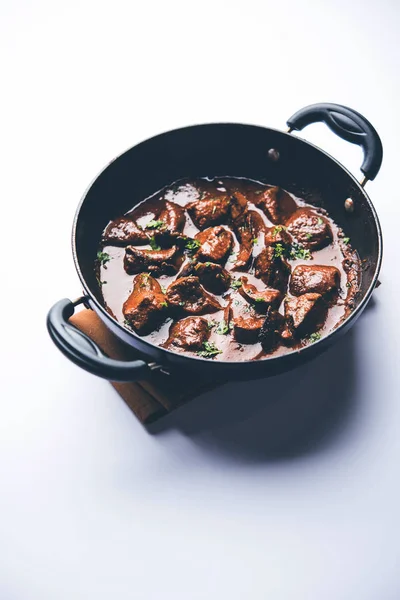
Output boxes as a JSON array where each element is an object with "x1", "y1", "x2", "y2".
[{"x1": 96, "y1": 178, "x2": 360, "y2": 361}]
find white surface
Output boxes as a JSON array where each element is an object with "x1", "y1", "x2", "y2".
[{"x1": 1, "y1": 1, "x2": 399, "y2": 598}]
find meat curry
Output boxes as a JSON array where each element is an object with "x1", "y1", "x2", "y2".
[{"x1": 96, "y1": 178, "x2": 360, "y2": 361}]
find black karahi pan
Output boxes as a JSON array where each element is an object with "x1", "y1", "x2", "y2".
[{"x1": 47, "y1": 103, "x2": 383, "y2": 382}]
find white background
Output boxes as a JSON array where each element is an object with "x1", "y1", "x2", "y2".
[{"x1": 1, "y1": 1, "x2": 399, "y2": 598}]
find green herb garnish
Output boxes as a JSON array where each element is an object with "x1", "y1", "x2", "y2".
[
  {"x1": 160, "y1": 301, "x2": 168, "y2": 308},
  {"x1": 272, "y1": 225, "x2": 287, "y2": 236},
  {"x1": 305, "y1": 233, "x2": 312, "y2": 240},
  {"x1": 290, "y1": 244, "x2": 311, "y2": 260},
  {"x1": 185, "y1": 238, "x2": 201, "y2": 253},
  {"x1": 179, "y1": 301, "x2": 185, "y2": 306},
  {"x1": 317, "y1": 217, "x2": 324, "y2": 225},
  {"x1": 197, "y1": 341, "x2": 222, "y2": 358},
  {"x1": 343, "y1": 237, "x2": 350, "y2": 245},
  {"x1": 161, "y1": 285, "x2": 167, "y2": 294},
  {"x1": 97, "y1": 251, "x2": 111, "y2": 265},
  {"x1": 231, "y1": 278, "x2": 242, "y2": 290},
  {"x1": 346, "y1": 282, "x2": 352, "y2": 288},
  {"x1": 146, "y1": 219, "x2": 166, "y2": 230},
  {"x1": 273, "y1": 242, "x2": 311, "y2": 260},
  {"x1": 252, "y1": 238, "x2": 258, "y2": 245},
  {"x1": 149, "y1": 236, "x2": 161, "y2": 251},
  {"x1": 216, "y1": 320, "x2": 229, "y2": 335},
  {"x1": 308, "y1": 332, "x2": 322, "y2": 343},
  {"x1": 273, "y1": 243, "x2": 286, "y2": 258},
  {"x1": 254, "y1": 297, "x2": 264, "y2": 303}
]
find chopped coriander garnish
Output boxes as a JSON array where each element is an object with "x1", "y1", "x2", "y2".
[
  {"x1": 308, "y1": 332, "x2": 322, "y2": 343},
  {"x1": 216, "y1": 319, "x2": 229, "y2": 335},
  {"x1": 204, "y1": 262, "x2": 212, "y2": 267},
  {"x1": 123, "y1": 318, "x2": 131, "y2": 328},
  {"x1": 346, "y1": 281, "x2": 352, "y2": 288},
  {"x1": 185, "y1": 238, "x2": 201, "y2": 253},
  {"x1": 254, "y1": 297, "x2": 264, "y2": 303},
  {"x1": 305, "y1": 233, "x2": 312, "y2": 240},
  {"x1": 317, "y1": 217, "x2": 324, "y2": 225},
  {"x1": 97, "y1": 251, "x2": 111, "y2": 265},
  {"x1": 149, "y1": 236, "x2": 161, "y2": 251},
  {"x1": 197, "y1": 341, "x2": 222, "y2": 358},
  {"x1": 273, "y1": 243, "x2": 286, "y2": 258},
  {"x1": 343, "y1": 237, "x2": 350, "y2": 245},
  {"x1": 272, "y1": 225, "x2": 287, "y2": 236},
  {"x1": 160, "y1": 301, "x2": 168, "y2": 308},
  {"x1": 231, "y1": 278, "x2": 242, "y2": 290},
  {"x1": 252, "y1": 238, "x2": 258, "y2": 245},
  {"x1": 207, "y1": 320, "x2": 216, "y2": 330},
  {"x1": 96, "y1": 276, "x2": 107, "y2": 286},
  {"x1": 161, "y1": 285, "x2": 167, "y2": 294},
  {"x1": 290, "y1": 244, "x2": 311, "y2": 260},
  {"x1": 146, "y1": 219, "x2": 166, "y2": 230}
]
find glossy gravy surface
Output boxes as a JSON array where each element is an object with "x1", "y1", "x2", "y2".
[{"x1": 97, "y1": 177, "x2": 360, "y2": 361}]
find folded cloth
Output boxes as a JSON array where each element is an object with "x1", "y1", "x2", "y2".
[{"x1": 69, "y1": 309, "x2": 221, "y2": 424}]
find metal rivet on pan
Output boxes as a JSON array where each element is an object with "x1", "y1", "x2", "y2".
[
  {"x1": 267, "y1": 148, "x2": 280, "y2": 162},
  {"x1": 344, "y1": 198, "x2": 354, "y2": 213}
]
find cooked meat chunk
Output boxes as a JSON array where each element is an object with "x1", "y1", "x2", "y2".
[
  {"x1": 254, "y1": 186, "x2": 297, "y2": 224},
  {"x1": 193, "y1": 262, "x2": 231, "y2": 294},
  {"x1": 177, "y1": 260, "x2": 231, "y2": 293},
  {"x1": 230, "y1": 191, "x2": 248, "y2": 227},
  {"x1": 258, "y1": 306, "x2": 285, "y2": 352},
  {"x1": 123, "y1": 274, "x2": 167, "y2": 335},
  {"x1": 233, "y1": 313, "x2": 266, "y2": 344},
  {"x1": 151, "y1": 201, "x2": 186, "y2": 244},
  {"x1": 286, "y1": 208, "x2": 333, "y2": 250},
  {"x1": 195, "y1": 226, "x2": 233, "y2": 264},
  {"x1": 187, "y1": 195, "x2": 230, "y2": 229},
  {"x1": 166, "y1": 276, "x2": 222, "y2": 315},
  {"x1": 264, "y1": 225, "x2": 293, "y2": 247},
  {"x1": 233, "y1": 217, "x2": 253, "y2": 269},
  {"x1": 124, "y1": 245, "x2": 183, "y2": 276},
  {"x1": 284, "y1": 293, "x2": 327, "y2": 338},
  {"x1": 254, "y1": 246, "x2": 291, "y2": 292},
  {"x1": 103, "y1": 217, "x2": 149, "y2": 246},
  {"x1": 289, "y1": 265, "x2": 340, "y2": 298},
  {"x1": 160, "y1": 201, "x2": 185, "y2": 233},
  {"x1": 232, "y1": 210, "x2": 265, "y2": 271},
  {"x1": 164, "y1": 317, "x2": 210, "y2": 351},
  {"x1": 239, "y1": 276, "x2": 282, "y2": 309},
  {"x1": 250, "y1": 211, "x2": 268, "y2": 237}
]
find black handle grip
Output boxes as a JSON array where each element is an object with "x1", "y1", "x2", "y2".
[
  {"x1": 287, "y1": 103, "x2": 383, "y2": 181},
  {"x1": 46, "y1": 297, "x2": 151, "y2": 382}
]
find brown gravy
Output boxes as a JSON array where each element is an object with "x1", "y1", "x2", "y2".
[{"x1": 96, "y1": 177, "x2": 360, "y2": 362}]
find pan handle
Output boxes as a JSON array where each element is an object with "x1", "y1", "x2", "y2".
[
  {"x1": 287, "y1": 103, "x2": 383, "y2": 182},
  {"x1": 46, "y1": 297, "x2": 152, "y2": 382}
]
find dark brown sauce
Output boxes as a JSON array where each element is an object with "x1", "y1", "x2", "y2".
[{"x1": 97, "y1": 177, "x2": 360, "y2": 362}]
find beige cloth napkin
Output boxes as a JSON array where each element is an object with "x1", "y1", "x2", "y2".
[{"x1": 70, "y1": 309, "x2": 221, "y2": 424}]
